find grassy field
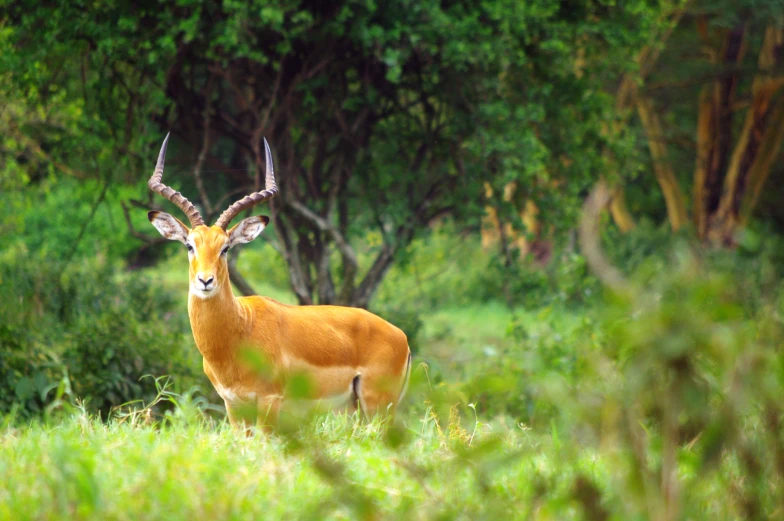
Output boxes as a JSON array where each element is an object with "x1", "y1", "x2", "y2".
[
  {"x1": 0, "y1": 399, "x2": 593, "y2": 521},
  {"x1": 0, "y1": 382, "x2": 738, "y2": 521},
  {"x1": 3, "y1": 233, "x2": 775, "y2": 520},
  {"x1": 0, "y1": 241, "x2": 594, "y2": 521}
]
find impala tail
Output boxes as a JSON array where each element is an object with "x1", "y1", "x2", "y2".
[{"x1": 398, "y1": 352, "x2": 412, "y2": 404}]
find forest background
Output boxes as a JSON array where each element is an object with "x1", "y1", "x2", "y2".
[{"x1": 3, "y1": 1, "x2": 784, "y2": 519}]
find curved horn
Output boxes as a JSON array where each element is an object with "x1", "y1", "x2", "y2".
[
  {"x1": 147, "y1": 133, "x2": 205, "y2": 228},
  {"x1": 215, "y1": 137, "x2": 278, "y2": 229}
]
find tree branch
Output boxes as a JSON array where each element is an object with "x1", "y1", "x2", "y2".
[
  {"x1": 286, "y1": 199, "x2": 359, "y2": 274},
  {"x1": 121, "y1": 201, "x2": 167, "y2": 244},
  {"x1": 227, "y1": 248, "x2": 257, "y2": 297},
  {"x1": 193, "y1": 81, "x2": 214, "y2": 216},
  {"x1": 579, "y1": 182, "x2": 629, "y2": 294},
  {"x1": 352, "y1": 244, "x2": 396, "y2": 309},
  {"x1": 273, "y1": 211, "x2": 313, "y2": 305}
]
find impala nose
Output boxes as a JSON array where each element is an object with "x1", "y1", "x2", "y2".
[{"x1": 197, "y1": 274, "x2": 215, "y2": 289}]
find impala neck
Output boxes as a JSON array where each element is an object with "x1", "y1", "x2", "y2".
[{"x1": 187, "y1": 279, "x2": 250, "y2": 359}]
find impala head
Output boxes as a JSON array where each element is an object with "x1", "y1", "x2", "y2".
[{"x1": 146, "y1": 133, "x2": 278, "y2": 299}]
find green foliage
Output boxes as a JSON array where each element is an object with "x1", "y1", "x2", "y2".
[
  {"x1": 4, "y1": 244, "x2": 784, "y2": 520},
  {"x1": 485, "y1": 251, "x2": 600, "y2": 308},
  {"x1": 0, "y1": 246, "x2": 203, "y2": 418},
  {"x1": 414, "y1": 243, "x2": 784, "y2": 518},
  {"x1": 373, "y1": 224, "x2": 496, "y2": 309},
  {"x1": 2, "y1": 0, "x2": 678, "y2": 306},
  {"x1": 456, "y1": 307, "x2": 597, "y2": 423},
  {"x1": 0, "y1": 177, "x2": 153, "y2": 263},
  {"x1": 460, "y1": 240, "x2": 784, "y2": 422},
  {"x1": 571, "y1": 251, "x2": 784, "y2": 519},
  {"x1": 0, "y1": 326, "x2": 61, "y2": 417}
]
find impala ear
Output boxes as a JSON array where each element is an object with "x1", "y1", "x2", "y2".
[
  {"x1": 148, "y1": 211, "x2": 190, "y2": 244},
  {"x1": 228, "y1": 215, "x2": 269, "y2": 247}
]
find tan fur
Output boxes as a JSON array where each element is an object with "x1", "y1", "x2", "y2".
[{"x1": 155, "y1": 221, "x2": 410, "y2": 431}]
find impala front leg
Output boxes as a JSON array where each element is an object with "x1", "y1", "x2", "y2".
[
  {"x1": 225, "y1": 401, "x2": 256, "y2": 437},
  {"x1": 257, "y1": 394, "x2": 283, "y2": 432}
]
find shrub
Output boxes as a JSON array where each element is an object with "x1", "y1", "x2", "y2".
[
  {"x1": 449, "y1": 242, "x2": 784, "y2": 518},
  {"x1": 0, "y1": 324, "x2": 62, "y2": 417},
  {"x1": 0, "y1": 246, "x2": 203, "y2": 418},
  {"x1": 373, "y1": 223, "x2": 499, "y2": 310},
  {"x1": 0, "y1": 177, "x2": 153, "y2": 264},
  {"x1": 369, "y1": 304, "x2": 424, "y2": 355},
  {"x1": 457, "y1": 307, "x2": 598, "y2": 423},
  {"x1": 569, "y1": 251, "x2": 784, "y2": 519}
]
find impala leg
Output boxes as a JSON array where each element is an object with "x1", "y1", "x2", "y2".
[
  {"x1": 256, "y1": 394, "x2": 282, "y2": 432},
  {"x1": 225, "y1": 402, "x2": 257, "y2": 437},
  {"x1": 354, "y1": 373, "x2": 399, "y2": 418},
  {"x1": 356, "y1": 353, "x2": 411, "y2": 419},
  {"x1": 225, "y1": 401, "x2": 240, "y2": 428}
]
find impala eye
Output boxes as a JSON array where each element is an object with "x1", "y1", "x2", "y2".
[
  {"x1": 221, "y1": 246, "x2": 230, "y2": 256},
  {"x1": 186, "y1": 244, "x2": 194, "y2": 253}
]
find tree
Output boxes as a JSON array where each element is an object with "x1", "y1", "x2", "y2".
[
  {"x1": 610, "y1": 2, "x2": 784, "y2": 246},
  {"x1": 4, "y1": 0, "x2": 674, "y2": 306}
]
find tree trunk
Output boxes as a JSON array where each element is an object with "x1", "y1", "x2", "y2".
[
  {"x1": 636, "y1": 96, "x2": 689, "y2": 231},
  {"x1": 707, "y1": 27, "x2": 784, "y2": 244},
  {"x1": 693, "y1": 22, "x2": 748, "y2": 242},
  {"x1": 480, "y1": 181, "x2": 551, "y2": 265},
  {"x1": 605, "y1": 6, "x2": 685, "y2": 232},
  {"x1": 609, "y1": 186, "x2": 636, "y2": 233},
  {"x1": 626, "y1": 21, "x2": 784, "y2": 247},
  {"x1": 690, "y1": 25, "x2": 784, "y2": 245}
]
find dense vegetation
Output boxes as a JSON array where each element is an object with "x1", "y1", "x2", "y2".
[{"x1": 3, "y1": 1, "x2": 784, "y2": 520}]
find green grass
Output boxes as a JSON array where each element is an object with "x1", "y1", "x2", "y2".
[
  {"x1": 0, "y1": 401, "x2": 594, "y2": 521},
  {"x1": 2, "y1": 242, "x2": 777, "y2": 520},
  {"x1": 418, "y1": 302, "x2": 584, "y2": 382},
  {"x1": 0, "y1": 388, "x2": 740, "y2": 521}
]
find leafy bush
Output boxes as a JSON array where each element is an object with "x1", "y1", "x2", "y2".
[
  {"x1": 400, "y1": 243, "x2": 782, "y2": 518},
  {"x1": 485, "y1": 251, "x2": 599, "y2": 308},
  {"x1": 569, "y1": 251, "x2": 784, "y2": 519},
  {"x1": 0, "y1": 177, "x2": 152, "y2": 264},
  {"x1": 373, "y1": 223, "x2": 498, "y2": 310},
  {"x1": 456, "y1": 307, "x2": 597, "y2": 423},
  {"x1": 445, "y1": 242, "x2": 784, "y2": 517},
  {"x1": 0, "y1": 324, "x2": 62, "y2": 416},
  {"x1": 368, "y1": 304, "x2": 424, "y2": 355},
  {"x1": 0, "y1": 245, "x2": 203, "y2": 418}
]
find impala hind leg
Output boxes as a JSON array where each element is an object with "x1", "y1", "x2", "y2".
[
  {"x1": 354, "y1": 373, "x2": 400, "y2": 418},
  {"x1": 355, "y1": 352, "x2": 412, "y2": 418}
]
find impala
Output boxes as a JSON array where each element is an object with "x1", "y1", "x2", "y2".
[{"x1": 146, "y1": 134, "x2": 411, "y2": 430}]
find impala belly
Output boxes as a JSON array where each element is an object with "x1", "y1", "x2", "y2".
[{"x1": 281, "y1": 351, "x2": 359, "y2": 403}]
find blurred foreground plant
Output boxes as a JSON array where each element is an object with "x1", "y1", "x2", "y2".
[{"x1": 558, "y1": 183, "x2": 784, "y2": 520}]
